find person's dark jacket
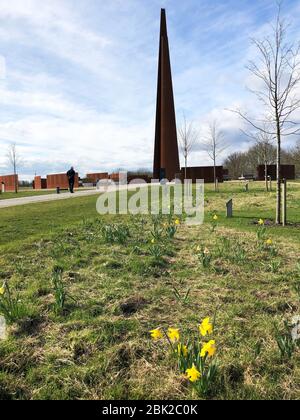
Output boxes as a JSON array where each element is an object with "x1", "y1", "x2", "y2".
[{"x1": 67, "y1": 169, "x2": 76, "y2": 181}]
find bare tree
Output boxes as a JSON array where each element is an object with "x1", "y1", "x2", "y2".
[
  {"x1": 294, "y1": 140, "x2": 300, "y2": 174},
  {"x1": 178, "y1": 115, "x2": 198, "y2": 179},
  {"x1": 290, "y1": 139, "x2": 300, "y2": 177},
  {"x1": 224, "y1": 152, "x2": 247, "y2": 180},
  {"x1": 243, "y1": 125, "x2": 276, "y2": 191},
  {"x1": 6, "y1": 143, "x2": 21, "y2": 193},
  {"x1": 233, "y1": 3, "x2": 300, "y2": 224},
  {"x1": 256, "y1": 135, "x2": 276, "y2": 191},
  {"x1": 201, "y1": 120, "x2": 228, "y2": 191}
]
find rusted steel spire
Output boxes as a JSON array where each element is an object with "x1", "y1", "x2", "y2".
[{"x1": 153, "y1": 9, "x2": 180, "y2": 181}]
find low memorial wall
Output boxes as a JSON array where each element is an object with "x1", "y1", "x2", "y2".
[
  {"x1": 47, "y1": 173, "x2": 79, "y2": 189},
  {"x1": 0, "y1": 174, "x2": 18, "y2": 192}
]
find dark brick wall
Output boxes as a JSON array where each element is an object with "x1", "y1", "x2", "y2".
[
  {"x1": 257, "y1": 165, "x2": 295, "y2": 180},
  {"x1": 181, "y1": 167, "x2": 225, "y2": 183}
]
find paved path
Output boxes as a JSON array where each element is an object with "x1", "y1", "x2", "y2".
[
  {"x1": 0, "y1": 184, "x2": 150, "y2": 209},
  {"x1": 0, "y1": 189, "x2": 102, "y2": 209}
]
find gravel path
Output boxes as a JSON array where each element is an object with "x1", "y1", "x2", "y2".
[
  {"x1": 0, "y1": 189, "x2": 102, "y2": 209},
  {"x1": 0, "y1": 184, "x2": 150, "y2": 209}
]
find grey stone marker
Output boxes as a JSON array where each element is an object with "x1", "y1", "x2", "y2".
[
  {"x1": 226, "y1": 199, "x2": 233, "y2": 218},
  {"x1": 244, "y1": 183, "x2": 249, "y2": 192}
]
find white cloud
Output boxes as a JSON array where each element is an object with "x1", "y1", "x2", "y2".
[
  {"x1": 0, "y1": 0, "x2": 112, "y2": 77},
  {"x1": 0, "y1": 0, "x2": 300, "y2": 180},
  {"x1": 0, "y1": 55, "x2": 6, "y2": 80}
]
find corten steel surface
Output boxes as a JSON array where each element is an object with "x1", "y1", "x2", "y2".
[
  {"x1": 34, "y1": 176, "x2": 47, "y2": 190},
  {"x1": 86, "y1": 173, "x2": 109, "y2": 183},
  {"x1": 182, "y1": 167, "x2": 226, "y2": 183},
  {"x1": 257, "y1": 165, "x2": 295, "y2": 181},
  {"x1": 47, "y1": 173, "x2": 79, "y2": 189},
  {"x1": 153, "y1": 9, "x2": 180, "y2": 181},
  {"x1": 0, "y1": 174, "x2": 18, "y2": 192}
]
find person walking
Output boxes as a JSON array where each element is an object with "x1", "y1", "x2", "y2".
[{"x1": 67, "y1": 167, "x2": 76, "y2": 193}]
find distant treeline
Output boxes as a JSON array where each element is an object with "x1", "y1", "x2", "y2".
[
  {"x1": 19, "y1": 180, "x2": 33, "y2": 188},
  {"x1": 224, "y1": 141, "x2": 300, "y2": 179}
]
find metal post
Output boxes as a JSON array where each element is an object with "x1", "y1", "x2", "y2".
[{"x1": 282, "y1": 179, "x2": 287, "y2": 227}]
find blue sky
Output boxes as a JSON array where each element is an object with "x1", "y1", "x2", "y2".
[{"x1": 0, "y1": 0, "x2": 300, "y2": 179}]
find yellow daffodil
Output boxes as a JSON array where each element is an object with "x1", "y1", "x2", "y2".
[
  {"x1": 175, "y1": 219, "x2": 180, "y2": 226},
  {"x1": 176, "y1": 343, "x2": 188, "y2": 357},
  {"x1": 151, "y1": 239, "x2": 155, "y2": 244},
  {"x1": 149, "y1": 328, "x2": 163, "y2": 341},
  {"x1": 266, "y1": 239, "x2": 273, "y2": 246},
  {"x1": 204, "y1": 248, "x2": 210, "y2": 255},
  {"x1": 196, "y1": 245, "x2": 201, "y2": 252},
  {"x1": 0, "y1": 284, "x2": 5, "y2": 296},
  {"x1": 258, "y1": 219, "x2": 264, "y2": 226},
  {"x1": 199, "y1": 317, "x2": 213, "y2": 337},
  {"x1": 200, "y1": 340, "x2": 216, "y2": 358},
  {"x1": 168, "y1": 328, "x2": 180, "y2": 343},
  {"x1": 186, "y1": 364, "x2": 201, "y2": 383},
  {"x1": 213, "y1": 215, "x2": 218, "y2": 221}
]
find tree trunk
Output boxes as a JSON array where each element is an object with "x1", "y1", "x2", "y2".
[
  {"x1": 14, "y1": 162, "x2": 17, "y2": 194},
  {"x1": 276, "y1": 122, "x2": 281, "y2": 225},
  {"x1": 185, "y1": 155, "x2": 187, "y2": 180},
  {"x1": 265, "y1": 160, "x2": 269, "y2": 192},
  {"x1": 214, "y1": 158, "x2": 217, "y2": 192}
]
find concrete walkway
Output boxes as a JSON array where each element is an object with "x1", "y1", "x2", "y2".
[
  {"x1": 0, "y1": 189, "x2": 102, "y2": 209},
  {"x1": 0, "y1": 183, "x2": 151, "y2": 209}
]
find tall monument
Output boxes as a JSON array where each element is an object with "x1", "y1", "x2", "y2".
[{"x1": 153, "y1": 9, "x2": 180, "y2": 181}]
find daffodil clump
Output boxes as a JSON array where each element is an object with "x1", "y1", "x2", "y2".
[
  {"x1": 197, "y1": 246, "x2": 212, "y2": 269},
  {"x1": 0, "y1": 281, "x2": 27, "y2": 324},
  {"x1": 149, "y1": 317, "x2": 218, "y2": 397},
  {"x1": 149, "y1": 215, "x2": 182, "y2": 264},
  {"x1": 150, "y1": 214, "x2": 181, "y2": 243},
  {"x1": 151, "y1": 216, "x2": 165, "y2": 242},
  {"x1": 149, "y1": 241, "x2": 164, "y2": 262},
  {"x1": 0, "y1": 283, "x2": 5, "y2": 296},
  {"x1": 256, "y1": 219, "x2": 277, "y2": 255},
  {"x1": 150, "y1": 328, "x2": 164, "y2": 341},
  {"x1": 210, "y1": 214, "x2": 219, "y2": 233},
  {"x1": 256, "y1": 219, "x2": 267, "y2": 245},
  {"x1": 165, "y1": 218, "x2": 181, "y2": 239},
  {"x1": 264, "y1": 238, "x2": 277, "y2": 256},
  {"x1": 101, "y1": 223, "x2": 130, "y2": 245}
]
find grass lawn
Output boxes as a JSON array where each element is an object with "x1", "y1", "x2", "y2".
[
  {"x1": 0, "y1": 190, "x2": 56, "y2": 200},
  {"x1": 0, "y1": 181, "x2": 299, "y2": 400}
]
